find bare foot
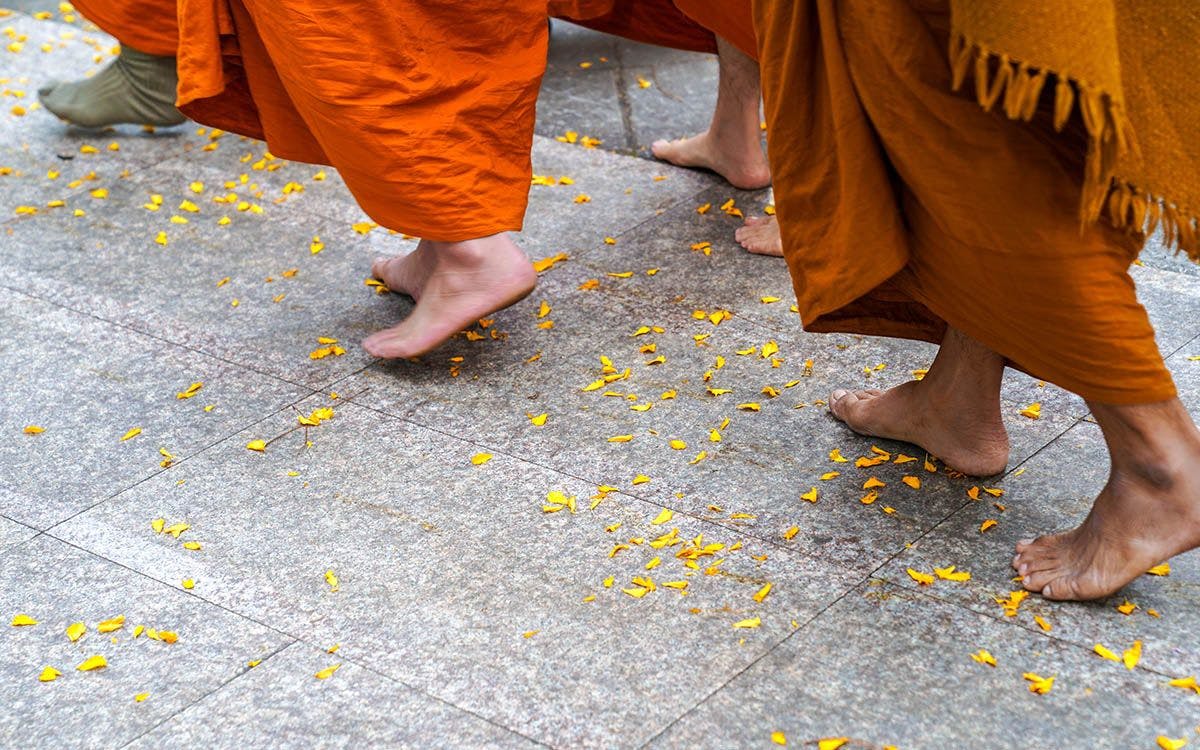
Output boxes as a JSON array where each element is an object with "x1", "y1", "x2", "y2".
[
  {"x1": 826, "y1": 329, "x2": 1010, "y2": 475},
  {"x1": 1013, "y1": 400, "x2": 1200, "y2": 601},
  {"x1": 829, "y1": 383, "x2": 1010, "y2": 476},
  {"x1": 362, "y1": 234, "x2": 536, "y2": 358},
  {"x1": 735, "y1": 215, "x2": 783, "y2": 257},
  {"x1": 651, "y1": 131, "x2": 771, "y2": 190},
  {"x1": 370, "y1": 240, "x2": 437, "y2": 300}
]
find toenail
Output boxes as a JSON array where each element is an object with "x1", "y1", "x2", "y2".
[{"x1": 831, "y1": 389, "x2": 848, "y2": 401}]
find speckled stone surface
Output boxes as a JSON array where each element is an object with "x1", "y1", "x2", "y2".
[
  {"x1": 125, "y1": 641, "x2": 539, "y2": 750},
  {"x1": 0, "y1": 515, "x2": 36, "y2": 552},
  {"x1": 876, "y1": 420, "x2": 1200, "y2": 678},
  {"x1": 0, "y1": 535, "x2": 291, "y2": 749},
  {"x1": 52, "y1": 397, "x2": 859, "y2": 746},
  {"x1": 650, "y1": 582, "x2": 1199, "y2": 750},
  {"x1": 0, "y1": 288, "x2": 310, "y2": 529}
]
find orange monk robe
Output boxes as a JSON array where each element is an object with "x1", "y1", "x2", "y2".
[
  {"x1": 754, "y1": 0, "x2": 1175, "y2": 405},
  {"x1": 171, "y1": 0, "x2": 552, "y2": 242},
  {"x1": 70, "y1": 0, "x2": 754, "y2": 244},
  {"x1": 551, "y1": 0, "x2": 756, "y2": 61},
  {"x1": 69, "y1": 0, "x2": 177, "y2": 57}
]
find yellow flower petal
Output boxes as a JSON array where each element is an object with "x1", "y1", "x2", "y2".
[
  {"x1": 38, "y1": 666, "x2": 61, "y2": 682},
  {"x1": 1123, "y1": 640, "x2": 1142, "y2": 670},
  {"x1": 97, "y1": 615, "x2": 125, "y2": 633},
  {"x1": 1093, "y1": 643, "x2": 1120, "y2": 662},
  {"x1": 76, "y1": 655, "x2": 108, "y2": 672},
  {"x1": 10, "y1": 614, "x2": 37, "y2": 627},
  {"x1": 314, "y1": 664, "x2": 341, "y2": 680},
  {"x1": 907, "y1": 568, "x2": 934, "y2": 586}
]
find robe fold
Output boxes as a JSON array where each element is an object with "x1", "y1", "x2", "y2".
[
  {"x1": 70, "y1": 0, "x2": 177, "y2": 57},
  {"x1": 70, "y1": 0, "x2": 751, "y2": 242},
  {"x1": 754, "y1": 0, "x2": 1176, "y2": 404}
]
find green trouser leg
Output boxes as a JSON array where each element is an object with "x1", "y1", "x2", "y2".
[{"x1": 38, "y1": 45, "x2": 186, "y2": 128}]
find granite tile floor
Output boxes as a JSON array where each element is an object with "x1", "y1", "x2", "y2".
[{"x1": 2, "y1": 6, "x2": 1199, "y2": 749}]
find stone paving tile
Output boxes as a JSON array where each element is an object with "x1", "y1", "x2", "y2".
[
  {"x1": 51, "y1": 396, "x2": 859, "y2": 747},
  {"x1": 0, "y1": 515, "x2": 37, "y2": 552},
  {"x1": 539, "y1": 21, "x2": 627, "y2": 152},
  {"x1": 1, "y1": 201, "x2": 387, "y2": 390},
  {"x1": 565, "y1": 182, "x2": 1199, "y2": 423},
  {"x1": 0, "y1": 535, "x2": 290, "y2": 750},
  {"x1": 1173, "y1": 340, "x2": 1200, "y2": 421},
  {"x1": 650, "y1": 581, "x2": 1199, "y2": 750},
  {"x1": 557, "y1": 182, "x2": 780, "y2": 324},
  {"x1": 876, "y1": 416, "x2": 1200, "y2": 678},
  {"x1": 1142, "y1": 230, "x2": 1200, "y2": 280},
  {"x1": 127, "y1": 640, "x2": 538, "y2": 750},
  {"x1": 1, "y1": 135, "x2": 712, "y2": 390},
  {"x1": 613, "y1": 40, "x2": 721, "y2": 155},
  {"x1": 0, "y1": 287, "x2": 311, "y2": 529},
  {"x1": 345, "y1": 284, "x2": 1076, "y2": 576},
  {"x1": 538, "y1": 23, "x2": 725, "y2": 159}
]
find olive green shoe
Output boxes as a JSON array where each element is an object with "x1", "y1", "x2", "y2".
[{"x1": 38, "y1": 45, "x2": 185, "y2": 128}]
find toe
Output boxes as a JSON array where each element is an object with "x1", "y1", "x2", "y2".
[
  {"x1": 1040, "y1": 578, "x2": 1074, "y2": 601},
  {"x1": 371, "y1": 257, "x2": 390, "y2": 279},
  {"x1": 828, "y1": 391, "x2": 853, "y2": 422}
]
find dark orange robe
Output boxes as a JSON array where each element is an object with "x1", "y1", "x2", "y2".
[{"x1": 754, "y1": 0, "x2": 1175, "y2": 404}]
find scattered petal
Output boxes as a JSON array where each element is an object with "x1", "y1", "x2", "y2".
[{"x1": 76, "y1": 655, "x2": 107, "y2": 672}]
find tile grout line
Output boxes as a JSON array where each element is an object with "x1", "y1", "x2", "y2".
[
  {"x1": 610, "y1": 41, "x2": 640, "y2": 154},
  {"x1": 337, "y1": 393, "x2": 866, "y2": 578},
  {"x1": 638, "y1": 413, "x2": 1087, "y2": 746},
  {"x1": 116, "y1": 637, "x2": 298, "y2": 749},
  {"x1": 637, "y1": 572, "x2": 877, "y2": 749},
  {"x1": 0, "y1": 280, "x2": 357, "y2": 394},
  {"x1": 37, "y1": 386, "x2": 325, "y2": 535},
  {"x1": 23, "y1": 529, "x2": 553, "y2": 748}
]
